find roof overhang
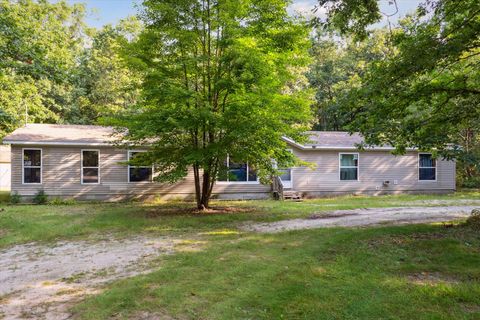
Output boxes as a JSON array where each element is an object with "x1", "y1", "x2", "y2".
[
  {"x1": 2, "y1": 140, "x2": 114, "y2": 146},
  {"x1": 281, "y1": 136, "x2": 416, "y2": 151},
  {"x1": 3, "y1": 136, "x2": 416, "y2": 151}
]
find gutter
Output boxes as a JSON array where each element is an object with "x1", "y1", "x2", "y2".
[
  {"x1": 281, "y1": 136, "x2": 416, "y2": 151},
  {"x1": 2, "y1": 140, "x2": 114, "y2": 147},
  {"x1": 3, "y1": 137, "x2": 416, "y2": 151}
]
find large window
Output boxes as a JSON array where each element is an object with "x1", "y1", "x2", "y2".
[
  {"x1": 81, "y1": 150, "x2": 100, "y2": 184},
  {"x1": 339, "y1": 153, "x2": 359, "y2": 181},
  {"x1": 218, "y1": 156, "x2": 257, "y2": 183},
  {"x1": 23, "y1": 149, "x2": 42, "y2": 184},
  {"x1": 419, "y1": 153, "x2": 436, "y2": 180},
  {"x1": 128, "y1": 151, "x2": 152, "y2": 182}
]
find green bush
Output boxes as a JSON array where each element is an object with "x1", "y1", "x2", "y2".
[
  {"x1": 49, "y1": 197, "x2": 77, "y2": 205},
  {"x1": 9, "y1": 191, "x2": 21, "y2": 204},
  {"x1": 461, "y1": 176, "x2": 480, "y2": 189},
  {"x1": 33, "y1": 190, "x2": 48, "y2": 205}
]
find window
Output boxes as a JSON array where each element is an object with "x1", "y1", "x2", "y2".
[
  {"x1": 128, "y1": 151, "x2": 152, "y2": 182},
  {"x1": 218, "y1": 156, "x2": 257, "y2": 182},
  {"x1": 339, "y1": 153, "x2": 359, "y2": 181},
  {"x1": 23, "y1": 149, "x2": 42, "y2": 184},
  {"x1": 81, "y1": 150, "x2": 100, "y2": 184},
  {"x1": 419, "y1": 153, "x2": 436, "y2": 180}
]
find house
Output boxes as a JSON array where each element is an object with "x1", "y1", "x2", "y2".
[
  {"x1": 2, "y1": 124, "x2": 455, "y2": 201},
  {"x1": 0, "y1": 145, "x2": 11, "y2": 191}
]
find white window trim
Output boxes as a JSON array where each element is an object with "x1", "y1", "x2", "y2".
[
  {"x1": 22, "y1": 148, "x2": 42, "y2": 185},
  {"x1": 339, "y1": 152, "x2": 359, "y2": 181},
  {"x1": 81, "y1": 149, "x2": 100, "y2": 185},
  {"x1": 216, "y1": 155, "x2": 260, "y2": 184},
  {"x1": 418, "y1": 152, "x2": 437, "y2": 182},
  {"x1": 127, "y1": 150, "x2": 154, "y2": 183}
]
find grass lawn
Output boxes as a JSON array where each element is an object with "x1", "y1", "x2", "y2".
[
  {"x1": 0, "y1": 190, "x2": 479, "y2": 248},
  {"x1": 1, "y1": 191, "x2": 480, "y2": 319},
  {"x1": 74, "y1": 224, "x2": 480, "y2": 320}
]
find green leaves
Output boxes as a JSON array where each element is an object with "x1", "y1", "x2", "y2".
[
  {"x1": 0, "y1": 1, "x2": 142, "y2": 138},
  {"x1": 115, "y1": 0, "x2": 313, "y2": 206},
  {"x1": 313, "y1": 0, "x2": 480, "y2": 181}
]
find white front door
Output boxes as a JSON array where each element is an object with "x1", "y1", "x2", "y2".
[{"x1": 279, "y1": 168, "x2": 292, "y2": 189}]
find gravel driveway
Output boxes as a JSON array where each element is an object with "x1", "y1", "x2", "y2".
[
  {"x1": 0, "y1": 236, "x2": 180, "y2": 320},
  {"x1": 244, "y1": 205, "x2": 478, "y2": 233}
]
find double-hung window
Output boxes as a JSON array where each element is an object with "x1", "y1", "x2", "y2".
[
  {"x1": 339, "y1": 153, "x2": 359, "y2": 181},
  {"x1": 81, "y1": 150, "x2": 100, "y2": 184},
  {"x1": 419, "y1": 153, "x2": 436, "y2": 180},
  {"x1": 128, "y1": 151, "x2": 152, "y2": 182},
  {"x1": 23, "y1": 149, "x2": 42, "y2": 184},
  {"x1": 218, "y1": 156, "x2": 257, "y2": 182}
]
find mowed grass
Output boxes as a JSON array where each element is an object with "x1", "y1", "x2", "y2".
[
  {"x1": 73, "y1": 224, "x2": 480, "y2": 320},
  {"x1": 0, "y1": 190, "x2": 479, "y2": 248}
]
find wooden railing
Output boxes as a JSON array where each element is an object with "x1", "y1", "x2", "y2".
[{"x1": 272, "y1": 175, "x2": 284, "y2": 200}]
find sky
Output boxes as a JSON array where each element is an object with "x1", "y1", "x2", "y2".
[{"x1": 67, "y1": 0, "x2": 423, "y2": 29}]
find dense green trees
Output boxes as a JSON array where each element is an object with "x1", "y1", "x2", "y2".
[
  {"x1": 68, "y1": 18, "x2": 142, "y2": 124},
  {"x1": 0, "y1": 0, "x2": 86, "y2": 137},
  {"x1": 313, "y1": 0, "x2": 480, "y2": 186},
  {"x1": 308, "y1": 30, "x2": 390, "y2": 130},
  {"x1": 115, "y1": 0, "x2": 312, "y2": 209},
  {"x1": 0, "y1": 0, "x2": 140, "y2": 137}
]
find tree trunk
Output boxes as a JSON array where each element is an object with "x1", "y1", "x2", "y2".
[
  {"x1": 193, "y1": 163, "x2": 202, "y2": 209},
  {"x1": 192, "y1": 163, "x2": 218, "y2": 210}
]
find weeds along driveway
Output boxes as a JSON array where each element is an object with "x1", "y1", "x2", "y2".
[
  {"x1": 243, "y1": 205, "x2": 478, "y2": 233},
  {"x1": 0, "y1": 235, "x2": 202, "y2": 320}
]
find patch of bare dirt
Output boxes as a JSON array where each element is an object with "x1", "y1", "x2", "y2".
[
  {"x1": 112, "y1": 311, "x2": 180, "y2": 320},
  {"x1": 0, "y1": 236, "x2": 185, "y2": 319},
  {"x1": 407, "y1": 272, "x2": 459, "y2": 286},
  {"x1": 460, "y1": 302, "x2": 480, "y2": 314},
  {"x1": 407, "y1": 199, "x2": 480, "y2": 206},
  {"x1": 243, "y1": 206, "x2": 478, "y2": 233},
  {"x1": 144, "y1": 206, "x2": 252, "y2": 218},
  {"x1": 366, "y1": 232, "x2": 447, "y2": 248},
  {"x1": 308, "y1": 212, "x2": 358, "y2": 219}
]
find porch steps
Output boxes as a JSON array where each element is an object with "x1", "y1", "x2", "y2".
[{"x1": 283, "y1": 190, "x2": 302, "y2": 201}]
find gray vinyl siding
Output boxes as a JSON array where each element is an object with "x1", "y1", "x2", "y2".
[
  {"x1": 290, "y1": 148, "x2": 455, "y2": 194},
  {"x1": 10, "y1": 144, "x2": 456, "y2": 200},
  {"x1": 10, "y1": 145, "x2": 270, "y2": 200}
]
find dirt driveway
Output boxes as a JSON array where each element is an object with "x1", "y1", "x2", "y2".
[
  {"x1": 244, "y1": 205, "x2": 478, "y2": 233},
  {"x1": 0, "y1": 236, "x2": 183, "y2": 320}
]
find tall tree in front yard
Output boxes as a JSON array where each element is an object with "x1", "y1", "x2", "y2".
[{"x1": 114, "y1": 0, "x2": 313, "y2": 209}]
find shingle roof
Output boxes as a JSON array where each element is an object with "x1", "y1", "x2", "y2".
[
  {"x1": 305, "y1": 131, "x2": 364, "y2": 148},
  {"x1": 2, "y1": 124, "x2": 121, "y2": 146},
  {"x1": 2, "y1": 124, "x2": 388, "y2": 150}
]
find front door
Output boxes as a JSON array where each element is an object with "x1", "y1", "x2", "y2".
[{"x1": 279, "y1": 168, "x2": 292, "y2": 189}]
